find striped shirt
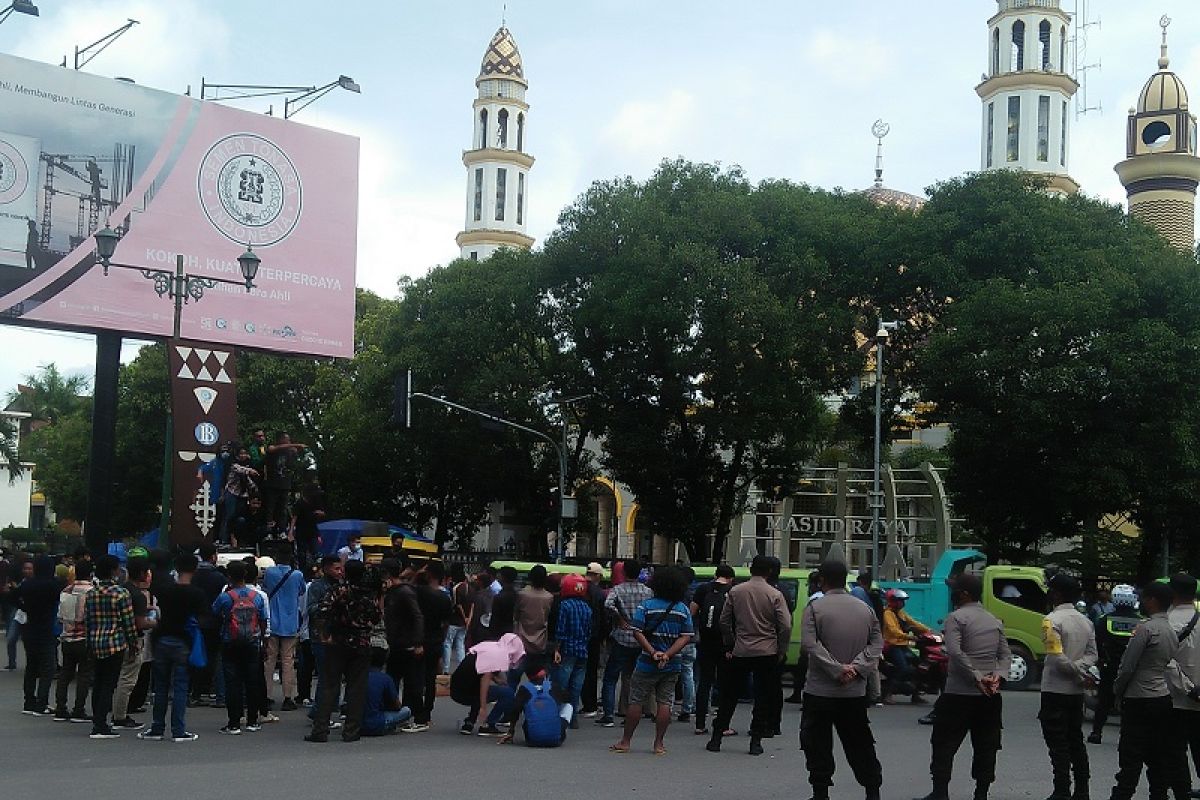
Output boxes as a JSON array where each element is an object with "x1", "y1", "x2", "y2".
[{"x1": 632, "y1": 598, "x2": 694, "y2": 673}]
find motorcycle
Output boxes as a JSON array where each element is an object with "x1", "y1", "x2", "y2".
[{"x1": 881, "y1": 631, "x2": 949, "y2": 700}]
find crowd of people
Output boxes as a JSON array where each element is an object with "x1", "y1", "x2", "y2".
[{"x1": 3, "y1": 543, "x2": 1200, "y2": 800}]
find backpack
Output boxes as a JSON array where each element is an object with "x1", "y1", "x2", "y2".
[
  {"x1": 698, "y1": 583, "x2": 729, "y2": 641},
  {"x1": 450, "y1": 653, "x2": 480, "y2": 706},
  {"x1": 225, "y1": 589, "x2": 262, "y2": 642},
  {"x1": 521, "y1": 679, "x2": 562, "y2": 748}
]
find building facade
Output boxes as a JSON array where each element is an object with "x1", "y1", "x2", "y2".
[
  {"x1": 456, "y1": 26, "x2": 536, "y2": 261},
  {"x1": 976, "y1": 0, "x2": 1079, "y2": 194}
]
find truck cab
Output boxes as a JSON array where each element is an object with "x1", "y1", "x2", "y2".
[{"x1": 879, "y1": 549, "x2": 1047, "y2": 690}]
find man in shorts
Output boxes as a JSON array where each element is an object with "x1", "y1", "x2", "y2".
[{"x1": 609, "y1": 566, "x2": 694, "y2": 756}]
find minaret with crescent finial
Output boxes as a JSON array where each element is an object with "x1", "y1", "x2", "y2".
[
  {"x1": 456, "y1": 24, "x2": 535, "y2": 261},
  {"x1": 1115, "y1": 16, "x2": 1200, "y2": 251}
]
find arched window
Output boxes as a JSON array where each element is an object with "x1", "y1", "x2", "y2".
[
  {"x1": 992, "y1": 27, "x2": 1001, "y2": 74},
  {"x1": 517, "y1": 113, "x2": 525, "y2": 152},
  {"x1": 1012, "y1": 21, "x2": 1026, "y2": 72},
  {"x1": 497, "y1": 109, "x2": 509, "y2": 149},
  {"x1": 1060, "y1": 27, "x2": 1067, "y2": 72},
  {"x1": 479, "y1": 109, "x2": 488, "y2": 150},
  {"x1": 1039, "y1": 21, "x2": 1051, "y2": 70}
]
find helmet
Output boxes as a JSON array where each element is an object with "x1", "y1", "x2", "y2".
[
  {"x1": 1111, "y1": 584, "x2": 1138, "y2": 608},
  {"x1": 560, "y1": 573, "x2": 589, "y2": 599},
  {"x1": 126, "y1": 546, "x2": 149, "y2": 560},
  {"x1": 886, "y1": 588, "x2": 909, "y2": 606}
]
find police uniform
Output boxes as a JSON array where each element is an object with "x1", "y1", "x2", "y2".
[
  {"x1": 1089, "y1": 607, "x2": 1140, "y2": 740},
  {"x1": 1039, "y1": 602, "x2": 1098, "y2": 799},
  {"x1": 926, "y1": 601, "x2": 1011, "y2": 800},
  {"x1": 1110, "y1": 611, "x2": 1178, "y2": 800}
]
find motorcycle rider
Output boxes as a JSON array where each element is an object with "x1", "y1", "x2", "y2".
[
  {"x1": 882, "y1": 589, "x2": 931, "y2": 704},
  {"x1": 1039, "y1": 574, "x2": 1098, "y2": 800},
  {"x1": 1087, "y1": 585, "x2": 1141, "y2": 745}
]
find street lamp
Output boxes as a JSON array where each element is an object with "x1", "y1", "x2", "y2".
[
  {"x1": 200, "y1": 74, "x2": 361, "y2": 119},
  {"x1": 0, "y1": 0, "x2": 38, "y2": 24},
  {"x1": 93, "y1": 226, "x2": 259, "y2": 339},
  {"x1": 871, "y1": 318, "x2": 903, "y2": 578}
]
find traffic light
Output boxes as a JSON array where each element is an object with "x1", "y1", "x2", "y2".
[{"x1": 392, "y1": 369, "x2": 412, "y2": 429}]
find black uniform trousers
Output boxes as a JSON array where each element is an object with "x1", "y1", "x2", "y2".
[
  {"x1": 1039, "y1": 692, "x2": 1089, "y2": 796},
  {"x1": 312, "y1": 643, "x2": 369, "y2": 740},
  {"x1": 1090, "y1": 668, "x2": 1117, "y2": 734},
  {"x1": 800, "y1": 693, "x2": 883, "y2": 792},
  {"x1": 930, "y1": 693, "x2": 1003, "y2": 790},
  {"x1": 1110, "y1": 695, "x2": 1172, "y2": 800},
  {"x1": 713, "y1": 654, "x2": 777, "y2": 738}
]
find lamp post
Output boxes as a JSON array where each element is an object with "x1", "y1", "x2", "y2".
[
  {"x1": 200, "y1": 75, "x2": 361, "y2": 118},
  {"x1": 871, "y1": 319, "x2": 902, "y2": 577},
  {"x1": 0, "y1": 0, "x2": 38, "y2": 24},
  {"x1": 93, "y1": 227, "x2": 260, "y2": 541}
]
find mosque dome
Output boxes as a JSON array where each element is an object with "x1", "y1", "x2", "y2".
[
  {"x1": 479, "y1": 26, "x2": 525, "y2": 82},
  {"x1": 1138, "y1": 70, "x2": 1189, "y2": 113},
  {"x1": 862, "y1": 184, "x2": 925, "y2": 212}
]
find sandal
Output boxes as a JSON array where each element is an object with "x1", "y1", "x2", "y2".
[
  {"x1": 609, "y1": 743, "x2": 630, "y2": 753},
  {"x1": 653, "y1": 745, "x2": 667, "y2": 756}
]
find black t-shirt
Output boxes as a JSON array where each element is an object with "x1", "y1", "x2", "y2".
[
  {"x1": 293, "y1": 489, "x2": 326, "y2": 539},
  {"x1": 266, "y1": 448, "x2": 294, "y2": 490},
  {"x1": 154, "y1": 582, "x2": 207, "y2": 640},
  {"x1": 417, "y1": 584, "x2": 452, "y2": 645},
  {"x1": 125, "y1": 581, "x2": 150, "y2": 619},
  {"x1": 449, "y1": 652, "x2": 481, "y2": 705},
  {"x1": 692, "y1": 581, "x2": 731, "y2": 646},
  {"x1": 491, "y1": 586, "x2": 517, "y2": 637}
]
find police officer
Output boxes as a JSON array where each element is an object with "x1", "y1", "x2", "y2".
[
  {"x1": 1165, "y1": 573, "x2": 1200, "y2": 800},
  {"x1": 1039, "y1": 574, "x2": 1098, "y2": 800},
  {"x1": 1108, "y1": 581, "x2": 1177, "y2": 800},
  {"x1": 800, "y1": 560, "x2": 884, "y2": 800},
  {"x1": 915, "y1": 573, "x2": 1010, "y2": 800},
  {"x1": 1088, "y1": 584, "x2": 1141, "y2": 745}
]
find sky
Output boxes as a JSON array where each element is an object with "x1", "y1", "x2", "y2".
[{"x1": 1, "y1": 0, "x2": 1199, "y2": 398}]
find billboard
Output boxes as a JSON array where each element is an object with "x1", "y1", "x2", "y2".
[{"x1": 0, "y1": 53, "x2": 358, "y2": 358}]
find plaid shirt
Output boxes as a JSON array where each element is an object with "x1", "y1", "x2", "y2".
[
  {"x1": 605, "y1": 581, "x2": 653, "y2": 648},
  {"x1": 85, "y1": 580, "x2": 136, "y2": 659},
  {"x1": 555, "y1": 597, "x2": 593, "y2": 659}
]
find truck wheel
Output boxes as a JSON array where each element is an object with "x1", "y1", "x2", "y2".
[{"x1": 1005, "y1": 643, "x2": 1037, "y2": 691}]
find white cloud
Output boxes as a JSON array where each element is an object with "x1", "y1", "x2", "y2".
[{"x1": 601, "y1": 89, "x2": 698, "y2": 170}]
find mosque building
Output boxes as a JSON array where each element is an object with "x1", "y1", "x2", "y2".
[
  {"x1": 456, "y1": 26, "x2": 535, "y2": 261},
  {"x1": 1114, "y1": 16, "x2": 1200, "y2": 251}
]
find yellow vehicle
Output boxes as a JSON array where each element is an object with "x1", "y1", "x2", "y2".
[{"x1": 361, "y1": 535, "x2": 439, "y2": 565}]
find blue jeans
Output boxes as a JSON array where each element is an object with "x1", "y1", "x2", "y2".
[
  {"x1": 467, "y1": 684, "x2": 516, "y2": 726},
  {"x1": 601, "y1": 642, "x2": 639, "y2": 718},
  {"x1": 555, "y1": 654, "x2": 588, "y2": 712},
  {"x1": 679, "y1": 644, "x2": 697, "y2": 714},
  {"x1": 151, "y1": 636, "x2": 190, "y2": 737},
  {"x1": 6, "y1": 618, "x2": 21, "y2": 668},
  {"x1": 363, "y1": 706, "x2": 412, "y2": 736},
  {"x1": 443, "y1": 625, "x2": 466, "y2": 674}
]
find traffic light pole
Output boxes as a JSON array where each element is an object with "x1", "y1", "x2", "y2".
[{"x1": 409, "y1": 391, "x2": 568, "y2": 563}]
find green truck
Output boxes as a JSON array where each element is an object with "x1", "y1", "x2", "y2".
[{"x1": 879, "y1": 549, "x2": 1049, "y2": 690}]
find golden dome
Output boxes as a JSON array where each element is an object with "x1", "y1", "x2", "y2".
[
  {"x1": 863, "y1": 184, "x2": 925, "y2": 211},
  {"x1": 479, "y1": 26, "x2": 525, "y2": 82},
  {"x1": 1138, "y1": 70, "x2": 1189, "y2": 113}
]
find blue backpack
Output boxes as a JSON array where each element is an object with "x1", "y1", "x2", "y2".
[{"x1": 520, "y1": 679, "x2": 562, "y2": 748}]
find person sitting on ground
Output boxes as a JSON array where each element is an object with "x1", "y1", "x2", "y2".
[
  {"x1": 450, "y1": 632, "x2": 524, "y2": 736},
  {"x1": 362, "y1": 647, "x2": 412, "y2": 736},
  {"x1": 499, "y1": 661, "x2": 572, "y2": 747}
]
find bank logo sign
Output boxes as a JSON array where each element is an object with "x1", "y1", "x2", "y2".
[
  {"x1": 197, "y1": 133, "x2": 303, "y2": 247},
  {"x1": 0, "y1": 138, "x2": 30, "y2": 205}
]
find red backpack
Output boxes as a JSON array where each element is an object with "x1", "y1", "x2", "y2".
[{"x1": 226, "y1": 589, "x2": 262, "y2": 641}]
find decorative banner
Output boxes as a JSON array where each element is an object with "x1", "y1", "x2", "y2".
[{"x1": 168, "y1": 341, "x2": 238, "y2": 547}]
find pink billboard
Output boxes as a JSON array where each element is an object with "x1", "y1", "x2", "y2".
[{"x1": 0, "y1": 53, "x2": 358, "y2": 357}]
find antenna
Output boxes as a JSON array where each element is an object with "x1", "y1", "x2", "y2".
[
  {"x1": 871, "y1": 119, "x2": 890, "y2": 188},
  {"x1": 502, "y1": 2, "x2": 507, "y2": 26},
  {"x1": 1071, "y1": 0, "x2": 1102, "y2": 119}
]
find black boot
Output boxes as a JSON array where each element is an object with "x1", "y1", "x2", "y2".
[
  {"x1": 914, "y1": 785, "x2": 950, "y2": 800},
  {"x1": 1087, "y1": 731, "x2": 1102, "y2": 745},
  {"x1": 975, "y1": 783, "x2": 991, "y2": 800},
  {"x1": 749, "y1": 736, "x2": 763, "y2": 756},
  {"x1": 866, "y1": 790, "x2": 881, "y2": 800},
  {"x1": 706, "y1": 732, "x2": 722, "y2": 753}
]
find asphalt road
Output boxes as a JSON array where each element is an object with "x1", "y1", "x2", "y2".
[{"x1": 0, "y1": 647, "x2": 1126, "y2": 800}]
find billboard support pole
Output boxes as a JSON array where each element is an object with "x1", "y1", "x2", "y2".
[{"x1": 84, "y1": 331, "x2": 121, "y2": 557}]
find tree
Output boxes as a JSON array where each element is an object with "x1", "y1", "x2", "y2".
[
  {"x1": 110, "y1": 345, "x2": 169, "y2": 535},
  {"x1": 6, "y1": 362, "x2": 88, "y2": 425},
  {"x1": 542, "y1": 161, "x2": 879, "y2": 561},
  {"x1": 0, "y1": 415, "x2": 21, "y2": 483},
  {"x1": 910, "y1": 173, "x2": 1200, "y2": 571},
  {"x1": 23, "y1": 407, "x2": 92, "y2": 521}
]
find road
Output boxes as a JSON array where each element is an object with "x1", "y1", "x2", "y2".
[{"x1": 0, "y1": 652, "x2": 1125, "y2": 799}]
